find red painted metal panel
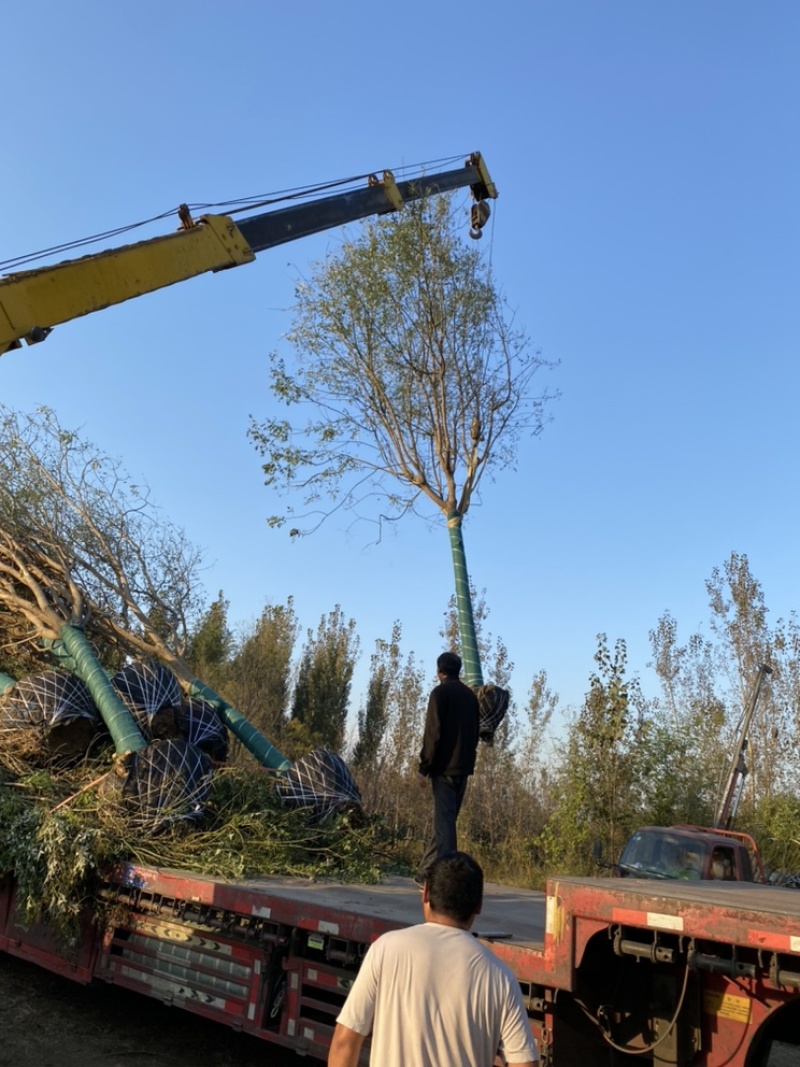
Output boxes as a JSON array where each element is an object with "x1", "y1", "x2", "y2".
[
  {"x1": 97, "y1": 913, "x2": 265, "y2": 1031},
  {"x1": 553, "y1": 876, "x2": 800, "y2": 955},
  {"x1": 115, "y1": 865, "x2": 411, "y2": 946},
  {"x1": 0, "y1": 879, "x2": 96, "y2": 982},
  {"x1": 699, "y1": 972, "x2": 791, "y2": 1067},
  {"x1": 3, "y1": 858, "x2": 800, "y2": 1064}
]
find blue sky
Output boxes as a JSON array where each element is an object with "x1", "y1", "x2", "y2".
[{"x1": 2, "y1": 2, "x2": 799, "y2": 728}]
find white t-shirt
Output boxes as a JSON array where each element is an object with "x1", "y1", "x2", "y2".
[{"x1": 337, "y1": 922, "x2": 538, "y2": 1067}]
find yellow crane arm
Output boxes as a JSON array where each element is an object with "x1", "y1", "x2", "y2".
[
  {"x1": 0, "y1": 153, "x2": 497, "y2": 356},
  {"x1": 0, "y1": 215, "x2": 254, "y2": 354}
]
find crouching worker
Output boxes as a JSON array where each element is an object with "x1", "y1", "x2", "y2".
[{"x1": 328, "y1": 851, "x2": 539, "y2": 1067}]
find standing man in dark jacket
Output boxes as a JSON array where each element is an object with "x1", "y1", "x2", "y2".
[{"x1": 416, "y1": 652, "x2": 480, "y2": 884}]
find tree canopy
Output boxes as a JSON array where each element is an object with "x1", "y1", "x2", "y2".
[{"x1": 249, "y1": 195, "x2": 557, "y2": 537}]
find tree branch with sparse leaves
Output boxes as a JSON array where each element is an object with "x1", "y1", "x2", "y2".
[{"x1": 248, "y1": 194, "x2": 558, "y2": 686}]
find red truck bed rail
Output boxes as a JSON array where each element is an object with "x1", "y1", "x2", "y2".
[{"x1": 2, "y1": 865, "x2": 800, "y2": 1065}]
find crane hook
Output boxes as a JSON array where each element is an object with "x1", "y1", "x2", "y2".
[{"x1": 469, "y1": 200, "x2": 491, "y2": 239}]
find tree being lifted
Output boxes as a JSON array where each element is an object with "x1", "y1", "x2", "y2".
[{"x1": 249, "y1": 195, "x2": 558, "y2": 692}]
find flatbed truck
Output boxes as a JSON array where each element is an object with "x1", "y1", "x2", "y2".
[
  {"x1": 3, "y1": 165, "x2": 799, "y2": 1064},
  {"x1": 2, "y1": 863, "x2": 799, "y2": 1065}
]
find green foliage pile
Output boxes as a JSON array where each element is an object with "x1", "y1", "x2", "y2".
[{"x1": 0, "y1": 758, "x2": 397, "y2": 945}]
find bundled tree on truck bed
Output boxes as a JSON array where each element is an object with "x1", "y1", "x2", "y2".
[{"x1": 0, "y1": 406, "x2": 372, "y2": 933}]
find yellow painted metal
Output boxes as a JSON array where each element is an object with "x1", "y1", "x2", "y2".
[
  {"x1": 380, "y1": 170, "x2": 405, "y2": 211},
  {"x1": 702, "y1": 989, "x2": 752, "y2": 1025},
  {"x1": 0, "y1": 214, "x2": 255, "y2": 353},
  {"x1": 470, "y1": 150, "x2": 498, "y2": 200}
]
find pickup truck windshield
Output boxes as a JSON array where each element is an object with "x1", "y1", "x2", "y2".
[
  {"x1": 619, "y1": 828, "x2": 752, "y2": 881},
  {"x1": 619, "y1": 830, "x2": 705, "y2": 880}
]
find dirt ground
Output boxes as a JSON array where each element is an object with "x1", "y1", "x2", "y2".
[{"x1": 0, "y1": 951, "x2": 322, "y2": 1067}]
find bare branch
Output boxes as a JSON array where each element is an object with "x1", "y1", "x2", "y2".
[
  {"x1": 249, "y1": 195, "x2": 558, "y2": 537},
  {"x1": 0, "y1": 405, "x2": 206, "y2": 663}
]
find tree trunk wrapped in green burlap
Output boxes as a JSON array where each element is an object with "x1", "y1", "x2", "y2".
[{"x1": 52, "y1": 629, "x2": 215, "y2": 829}]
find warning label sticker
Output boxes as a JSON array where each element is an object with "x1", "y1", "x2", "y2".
[{"x1": 703, "y1": 990, "x2": 752, "y2": 1025}]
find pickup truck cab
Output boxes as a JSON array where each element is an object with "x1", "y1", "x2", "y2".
[{"x1": 616, "y1": 824, "x2": 763, "y2": 882}]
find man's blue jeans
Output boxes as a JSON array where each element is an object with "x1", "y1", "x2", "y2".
[{"x1": 418, "y1": 774, "x2": 469, "y2": 879}]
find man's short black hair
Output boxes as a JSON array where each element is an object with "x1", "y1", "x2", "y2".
[
  {"x1": 426, "y1": 851, "x2": 483, "y2": 922},
  {"x1": 437, "y1": 651, "x2": 462, "y2": 677}
]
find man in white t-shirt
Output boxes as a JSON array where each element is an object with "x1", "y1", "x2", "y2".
[{"x1": 328, "y1": 852, "x2": 539, "y2": 1067}]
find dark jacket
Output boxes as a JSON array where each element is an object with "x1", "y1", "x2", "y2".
[{"x1": 418, "y1": 676, "x2": 480, "y2": 778}]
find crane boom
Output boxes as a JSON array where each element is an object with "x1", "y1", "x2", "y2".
[
  {"x1": 713, "y1": 662, "x2": 772, "y2": 830},
  {"x1": 0, "y1": 153, "x2": 496, "y2": 356}
]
